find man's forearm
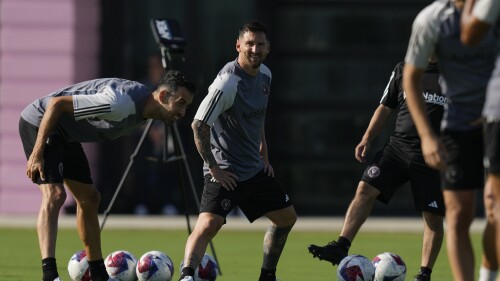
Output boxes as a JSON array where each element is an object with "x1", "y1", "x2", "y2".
[{"x1": 192, "y1": 119, "x2": 218, "y2": 168}]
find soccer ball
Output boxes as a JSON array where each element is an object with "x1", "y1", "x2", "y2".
[
  {"x1": 337, "y1": 254, "x2": 375, "y2": 281},
  {"x1": 372, "y1": 252, "x2": 406, "y2": 281},
  {"x1": 105, "y1": 250, "x2": 138, "y2": 281},
  {"x1": 68, "y1": 250, "x2": 91, "y2": 281},
  {"x1": 180, "y1": 253, "x2": 219, "y2": 281},
  {"x1": 136, "y1": 250, "x2": 174, "y2": 281}
]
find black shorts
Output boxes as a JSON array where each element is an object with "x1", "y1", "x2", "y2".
[
  {"x1": 441, "y1": 128, "x2": 484, "y2": 190},
  {"x1": 199, "y1": 170, "x2": 293, "y2": 222},
  {"x1": 18, "y1": 118, "x2": 93, "y2": 184},
  {"x1": 484, "y1": 121, "x2": 500, "y2": 174},
  {"x1": 361, "y1": 138, "x2": 444, "y2": 215}
]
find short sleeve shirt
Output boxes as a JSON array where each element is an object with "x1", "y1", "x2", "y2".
[
  {"x1": 194, "y1": 59, "x2": 272, "y2": 181},
  {"x1": 21, "y1": 78, "x2": 151, "y2": 142},
  {"x1": 405, "y1": 0, "x2": 497, "y2": 131}
]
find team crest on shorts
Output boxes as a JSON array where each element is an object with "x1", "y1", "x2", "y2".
[
  {"x1": 367, "y1": 166, "x2": 380, "y2": 178},
  {"x1": 445, "y1": 165, "x2": 462, "y2": 183},
  {"x1": 221, "y1": 199, "x2": 232, "y2": 211}
]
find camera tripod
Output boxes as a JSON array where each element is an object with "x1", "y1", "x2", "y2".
[{"x1": 99, "y1": 18, "x2": 221, "y2": 274}]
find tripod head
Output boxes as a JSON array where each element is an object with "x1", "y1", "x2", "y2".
[{"x1": 150, "y1": 18, "x2": 187, "y2": 70}]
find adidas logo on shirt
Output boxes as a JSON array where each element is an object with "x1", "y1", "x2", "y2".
[{"x1": 428, "y1": 201, "x2": 438, "y2": 208}]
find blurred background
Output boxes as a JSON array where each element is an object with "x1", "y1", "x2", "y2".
[{"x1": 0, "y1": 0, "x2": 486, "y2": 217}]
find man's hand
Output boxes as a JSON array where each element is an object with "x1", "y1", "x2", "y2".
[
  {"x1": 355, "y1": 139, "x2": 371, "y2": 163},
  {"x1": 263, "y1": 159, "x2": 275, "y2": 177},
  {"x1": 26, "y1": 152, "x2": 45, "y2": 182},
  {"x1": 209, "y1": 165, "x2": 238, "y2": 190},
  {"x1": 420, "y1": 134, "x2": 447, "y2": 171}
]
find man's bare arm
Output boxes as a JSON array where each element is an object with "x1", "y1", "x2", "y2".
[
  {"x1": 191, "y1": 119, "x2": 238, "y2": 189},
  {"x1": 191, "y1": 119, "x2": 218, "y2": 168}
]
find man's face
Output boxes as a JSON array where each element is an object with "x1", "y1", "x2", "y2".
[
  {"x1": 236, "y1": 31, "x2": 270, "y2": 72},
  {"x1": 160, "y1": 86, "x2": 193, "y2": 125}
]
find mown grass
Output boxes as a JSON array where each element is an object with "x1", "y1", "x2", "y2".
[{"x1": 0, "y1": 227, "x2": 483, "y2": 280}]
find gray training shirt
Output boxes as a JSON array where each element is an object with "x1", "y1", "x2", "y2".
[
  {"x1": 473, "y1": 0, "x2": 500, "y2": 121},
  {"x1": 194, "y1": 59, "x2": 272, "y2": 181},
  {"x1": 21, "y1": 78, "x2": 151, "y2": 142},
  {"x1": 405, "y1": 0, "x2": 497, "y2": 131}
]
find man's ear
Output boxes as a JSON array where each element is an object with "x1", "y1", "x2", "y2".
[
  {"x1": 159, "y1": 89, "x2": 168, "y2": 103},
  {"x1": 236, "y1": 38, "x2": 241, "y2": 52}
]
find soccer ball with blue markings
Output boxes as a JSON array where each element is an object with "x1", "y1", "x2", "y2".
[
  {"x1": 136, "y1": 250, "x2": 174, "y2": 281},
  {"x1": 337, "y1": 254, "x2": 375, "y2": 281},
  {"x1": 372, "y1": 252, "x2": 406, "y2": 281},
  {"x1": 67, "y1": 250, "x2": 91, "y2": 281},
  {"x1": 180, "y1": 253, "x2": 219, "y2": 281},
  {"x1": 105, "y1": 250, "x2": 137, "y2": 281}
]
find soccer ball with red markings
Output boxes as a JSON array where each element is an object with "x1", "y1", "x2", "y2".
[
  {"x1": 180, "y1": 253, "x2": 219, "y2": 281},
  {"x1": 136, "y1": 250, "x2": 174, "y2": 281},
  {"x1": 67, "y1": 250, "x2": 91, "y2": 281},
  {"x1": 105, "y1": 250, "x2": 137, "y2": 281},
  {"x1": 337, "y1": 254, "x2": 375, "y2": 281},
  {"x1": 372, "y1": 252, "x2": 406, "y2": 281}
]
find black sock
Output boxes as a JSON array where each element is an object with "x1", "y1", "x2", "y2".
[
  {"x1": 179, "y1": 267, "x2": 195, "y2": 280},
  {"x1": 88, "y1": 259, "x2": 109, "y2": 281},
  {"x1": 42, "y1": 257, "x2": 59, "y2": 281},
  {"x1": 259, "y1": 268, "x2": 276, "y2": 281},
  {"x1": 420, "y1": 266, "x2": 432, "y2": 275},
  {"x1": 338, "y1": 236, "x2": 352, "y2": 249}
]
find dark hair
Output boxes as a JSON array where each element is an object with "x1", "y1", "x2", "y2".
[
  {"x1": 157, "y1": 70, "x2": 196, "y2": 95},
  {"x1": 238, "y1": 20, "x2": 268, "y2": 38}
]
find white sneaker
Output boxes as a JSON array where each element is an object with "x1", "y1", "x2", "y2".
[
  {"x1": 54, "y1": 278, "x2": 63, "y2": 281},
  {"x1": 180, "y1": 277, "x2": 194, "y2": 281}
]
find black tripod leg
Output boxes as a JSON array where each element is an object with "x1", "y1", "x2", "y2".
[
  {"x1": 165, "y1": 125, "x2": 192, "y2": 233},
  {"x1": 171, "y1": 123, "x2": 223, "y2": 275},
  {"x1": 99, "y1": 119, "x2": 154, "y2": 231}
]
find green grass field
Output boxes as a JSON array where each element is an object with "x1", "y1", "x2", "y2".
[{"x1": 0, "y1": 227, "x2": 484, "y2": 281}]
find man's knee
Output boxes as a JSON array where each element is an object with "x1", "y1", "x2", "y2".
[
  {"x1": 423, "y1": 212, "x2": 444, "y2": 232},
  {"x1": 195, "y1": 214, "x2": 224, "y2": 238},
  {"x1": 355, "y1": 182, "x2": 380, "y2": 201}
]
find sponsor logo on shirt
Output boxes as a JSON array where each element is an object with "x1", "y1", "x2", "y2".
[
  {"x1": 242, "y1": 107, "x2": 267, "y2": 120},
  {"x1": 403, "y1": 92, "x2": 447, "y2": 106}
]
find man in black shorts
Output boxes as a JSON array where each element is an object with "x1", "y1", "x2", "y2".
[
  {"x1": 19, "y1": 71, "x2": 195, "y2": 281},
  {"x1": 178, "y1": 20, "x2": 296, "y2": 281},
  {"x1": 308, "y1": 60, "x2": 445, "y2": 281}
]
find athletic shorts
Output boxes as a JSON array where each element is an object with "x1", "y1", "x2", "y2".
[
  {"x1": 18, "y1": 118, "x2": 93, "y2": 184},
  {"x1": 441, "y1": 128, "x2": 484, "y2": 190},
  {"x1": 199, "y1": 169, "x2": 293, "y2": 222},
  {"x1": 484, "y1": 121, "x2": 500, "y2": 174},
  {"x1": 361, "y1": 138, "x2": 445, "y2": 215}
]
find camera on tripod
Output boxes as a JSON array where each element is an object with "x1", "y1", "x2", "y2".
[{"x1": 150, "y1": 19, "x2": 187, "y2": 54}]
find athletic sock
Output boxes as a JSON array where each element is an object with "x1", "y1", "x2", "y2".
[
  {"x1": 42, "y1": 257, "x2": 59, "y2": 281},
  {"x1": 338, "y1": 236, "x2": 351, "y2": 249},
  {"x1": 419, "y1": 266, "x2": 432, "y2": 275},
  {"x1": 479, "y1": 266, "x2": 498, "y2": 281},
  {"x1": 179, "y1": 267, "x2": 195, "y2": 280},
  {"x1": 88, "y1": 259, "x2": 109, "y2": 281},
  {"x1": 258, "y1": 268, "x2": 276, "y2": 281}
]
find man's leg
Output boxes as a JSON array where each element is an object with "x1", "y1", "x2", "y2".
[
  {"x1": 258, "y1": 205, "x2": 296, "y2": 281},
  {"x1": 38, "y1": 183, "x2": 67, "y2": 281},
  {"x1": 480, "y1": 174, "x2": 499, "y2": 281},
  {"x1": 443, "y1": 189, "x2": 476, "y2": 281},
  {"x1": 179, "y1": 212, "x2": 224, "y2": 280},
  {"x1": 415, "y1": 211, "x2": 444, "y2": 281},
  {"x1": 64, "y1": 179, "x2": 109, "y2": 281},
  {"x1": 308, "y1": 181, "x2": 380, "y2": 265}
]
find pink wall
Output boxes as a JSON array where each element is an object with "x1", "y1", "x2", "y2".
[{"x1": 0, "y1": 0, "x2": 100, "y2": 214}]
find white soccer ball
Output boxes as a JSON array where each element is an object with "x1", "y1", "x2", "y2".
[
  {"x1": 68, "y1": 250, "x2": 91, "y2": 281},
  {"x1": 337, "y1": 254, "x2": 375, "y2": 281},
  {"x1": 105, "y1": 250, "x2": 138, "y2": 281},
  {"x1": 372, "y1": 252, "x2": 406, "y2": 281},
  {"x1": 180, "y1": 253, "x2": 219, "y2": 281},
  {"x1": 136, "y1": 250, "x2": 174, "y2": 281}
]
